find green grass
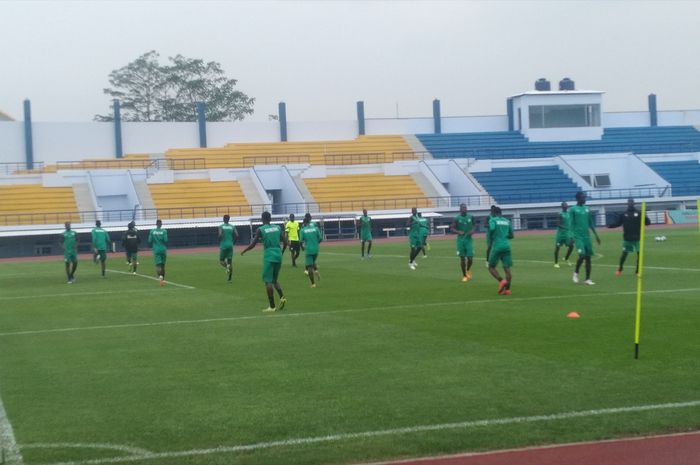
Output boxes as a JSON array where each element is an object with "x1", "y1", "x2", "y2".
[{"x1": 0, "y1": 228, "x2": 699, "y2": 465}]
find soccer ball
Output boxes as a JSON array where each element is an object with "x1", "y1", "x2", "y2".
[{"x1": 654, "y1": 236, "x2": 667, "y2": 242}]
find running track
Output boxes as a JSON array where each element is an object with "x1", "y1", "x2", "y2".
[{"x1": 368, "y1": 431, "x2": 700, "y2": 465}]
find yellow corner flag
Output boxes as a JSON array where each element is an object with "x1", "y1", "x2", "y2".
[{"x1": 633, "y1": 201, "x2": 647, "y2": 359}]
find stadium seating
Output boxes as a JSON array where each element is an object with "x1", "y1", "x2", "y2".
[
  {"x1": 303, "y1": 173, "x2": 432, "y2": 212},
  {"x1": 417, "y1": 126, "x2": 700, "y2": 159},
  {"x1": 148, "y1": 179, "x2": 251, "y2": 219},
  {"x1": 646, "y1": 160, "x2": 700, "y2": 196},
  {"x1": 12, "y1": 154, "x2": 153, "y2": 174},
  {"x1": 164, "y1": 135, "x2": 415, "y2": 168},
  {"x1": 0, "y1": 184, "x2": 80, "y2": 225},
  {"x1": 472, "y1": 166, "x2": 581, "y2": 204}
]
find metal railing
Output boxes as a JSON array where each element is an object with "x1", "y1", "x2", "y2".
[
  {"x1": 0, "y1": 161, "x2": 45, "y2": 175},
  {"x1": 242, "y1": 154, "x2": 310, "y2": 167}
]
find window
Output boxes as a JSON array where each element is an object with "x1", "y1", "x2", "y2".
[
  {"x1": 581, "y1": 174, "x2": 611, "y2": 188},
  {"x1": 529, "y1": 104, "x2": 601, "y2": 128}
]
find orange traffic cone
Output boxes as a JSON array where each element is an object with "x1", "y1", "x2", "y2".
[{"x1": 567, "y1": 311, "x2": 580, "y2": 319}]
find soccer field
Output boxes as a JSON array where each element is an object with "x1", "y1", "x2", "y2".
[{"x1": 1, "y1": 228, "x2": 699, "y2": 465}]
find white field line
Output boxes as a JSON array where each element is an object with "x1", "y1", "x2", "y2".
[
  {"x1": 0, "y1": 385, "x2": 23, "y2": 464},
  {"x1": 106, "y1": 270, "x2": 196, "y2": 289},
  {"x1": 40, "y1": 400, "x2": 700, "y2": 465},
  {"x1": 20, "y1": 442, "x2": 151, "y2": 455},
  {"x1": 325, "y1": 252, "x2": 700, "y2": 272},
  {"x1": 0, "y1": 288, "x2": 183, "y2": 302},
  {"x1": 2, "y1": 287, "x2": 700, "y2": 338}
]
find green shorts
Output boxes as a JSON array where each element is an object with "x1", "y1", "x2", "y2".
[
  {"x1": 95, "y1": 249, "x2": 107, "y2": 262},
  {"x1": 574, "y1": 236, "x2": 594, "y2": 257},
  {"x1": 154, "y1": 251, "x2": 167, "y2": 266},
  {"x1": 555, "y1": 233, "x2": 573, "y2": 247},
  {"x1": 488, "y1": 247, "x2": 513, "y2": 268},
  {"x1": 360, "y1": 231, "x2": 372, "y2": 241},
  {"x1": 126, "y1": 251, "x2": 138, "y2": 263},
  {"x1": 64, "y1": 252, "x2": 77, "y2": 264},
  {"x1": 456, "y1": 237, "x2": 474, "y2": 258},
  {"x1": 305, "y1": 253, "x2": 318, "y2": 268},
  {"x1": 409, "y1": 234, "x2": 422, "y2": 249},
  {"x1": 219, "y1": 247, "x2": 233, "y2": 262},
  {"x1": 622, "y1": 240, "x2": 640, "y2": 253},
  {"x1": 262, "y1": 260, "x2": 282, "y2": 284}
]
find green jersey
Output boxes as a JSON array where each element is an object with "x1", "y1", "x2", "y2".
[
  {"x1": 408, "y1": 214, "x2": 421, "y2": 237},
  {"x1": 359, "y1": 215, "x2": 371, "y2": 233},
  {"x1": 259, "y1": 223, "x2": 283, "y2": 263},
  {"x1": 91, "y1": 227, "x2": 109, "y2": 251},
  {"x1": 62, "y1": 229, "x2": 77, "y2": 252},
  {"x1": 148, "y1": 227, "x2": 168, "y2": 253},
  {"x1": 300, "y1": 223, "x2": 322, "y2": 255},
  {"x1": 454, "y1": 213, "x2": 474, "y2": 238},
  {"x1": 557, "y1": 211, "x2": 571, "y2": 233},
  {"x1": 569, "y1": 204, "x2": 595, "y2": 238},
  {"x1": 418, "y1": 217, "x2": 429, "y2": 237},
  {"x1": 219, "y1": 223, "x2": 237, "y2": 249},
  {"x1": 488, "y1": 215, "x2": 513, "y2": 250}
]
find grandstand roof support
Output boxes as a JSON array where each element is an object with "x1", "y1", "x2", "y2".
[
  {"x1": 648, "y1": 94, "x2": 658, "y2": 127},
  {"x1": 433, "y1": 99, "x2": 441, "y2": 134},
  {"x1": 23, "y1": 99, "x2": 34, "y2": 169},
  {"x1": 357, "y1": 101, "x2": 365, "y2": 135},
  {"x1": 197, "y1": 101, "x2": 207, "y2": 148},
  {"x1": 113, "y1": 99, "x2": 123, "y2": 158},
  {"x1": 279, "y1": 102, "x2": 288, "y2": 142}
]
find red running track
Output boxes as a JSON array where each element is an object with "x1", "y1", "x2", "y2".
[{"x1": 367, "y1": 431, "x2": 700, "y2": 465}]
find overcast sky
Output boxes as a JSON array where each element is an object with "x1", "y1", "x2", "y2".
[{"x1": 1, "y1": 0, "x2": 699, "y2": 122}]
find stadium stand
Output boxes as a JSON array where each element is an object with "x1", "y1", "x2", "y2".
[
  {"x1": 471, "y1": 165, "x2": 581, "y2": 204},
  {"x1": 646, "y1": 160, "x2": 700, "y2": 196},
  {"x1": 0, "y1": 184, "x2": 80, "y2": 225},
  {"x1": 418, "y1": 126, "x2": 700, "y2": 159},
  {"x1": 148, "y1": 179, "x2": 251, "y2": 219},
  {"x1": 165, "y1": 135, "x2": 415, "y2": 168},
  {"x1": 12, "y1": 154, "x2": 154, "y2": 174},
  {"x1": 303, "y1": 173, "x2": 432, "y2": 212}
]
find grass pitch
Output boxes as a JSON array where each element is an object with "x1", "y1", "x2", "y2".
[{"x1": 0, "y1": 228, "x2": 698, "y2": 465}]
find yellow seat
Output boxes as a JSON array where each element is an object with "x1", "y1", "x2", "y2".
[
  {"x1": 0, "y1": 184, "x2": 80, "y2": 225},
  {"x1": 148, "y1": 179, "x2": 251, "y2": 219}
]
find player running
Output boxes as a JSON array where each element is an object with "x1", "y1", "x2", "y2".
[
  {"x1": 451, "y1": 203, "x2": 475, "y2": 282},
  {"x1": 219, "y1": 214, "x2": 238, "y2": 283},
  {"x1": 418, "y1": 212, "x2": 430, "y2": 258},
  {"x1": 569, "y1": 191, "x2": 601, "y2": 285},
  {"x1": 241, "y1": 211, "x2": 288, "y2": 313},
  {"x1": 357, "y1": 209, "x2": 373, "y2": 259},
  {"x1": 300, "y1": 213, "x2": 323, "y2": 287},
  {"x1": 487, "y1": 207, "x2": 514, "y2": 295},
  {"x1": 91, "y1": 220, "x2": 110, "y2": 278},
  {"x1": 121, "y1": 221, "x2": 140, "y2": 274},
  {"x1": 407, "y1": 207, "x2": 422, "y2": 270},
  {"x1": 148, "y1": 219, "x2": 168, "y2": 286},
  {"x1": 285, "y1": 213, "x2": 301, "y2": 267},
  {"x1": 554, "y1": 202, "x2": 574, "y2": 268},
  {"x1": 61, "y1": 221, "x2": 78, "y2": 283},
  {"x1": 608, "y1": 198, "x2": 650, "y2": 276}
]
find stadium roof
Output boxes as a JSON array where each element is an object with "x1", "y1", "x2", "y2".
[{"x1": 509, "y1": 90, "x2": 604, "y2": 99}]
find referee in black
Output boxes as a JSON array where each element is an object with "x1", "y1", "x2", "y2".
[
  {"x1": 122, "y1": 221, "x2": 141, "y2": 274},
  {"x1": 608, "y1": 198, "x2": 651, "y2": 276}
]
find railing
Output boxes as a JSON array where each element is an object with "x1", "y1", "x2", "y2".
[
  {"x1": 1, "y1": 186, "x2": 698, "y2": 226},
  {"x1": 0, "y1": 161, "x2": 45, "y2": 175},
  {"x1": 242, "y1": 155, "x2": 310, "y2": 167},
  {"x1": 323, "y1": 151, "x2": 424, "y2": 165}
]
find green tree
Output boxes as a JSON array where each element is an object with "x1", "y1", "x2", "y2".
[{"x1": 95, "y1": 51, "x2": 254, "y2": 122}]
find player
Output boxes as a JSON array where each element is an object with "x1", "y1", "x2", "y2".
[
  {"x1": 451, "y1": 203, "x2": 475, "y2": 282},
  {"x1": 219, "y1": 214, "x2": 238, "y2": 283},
  {"x1": 484, "y1": 205, "x2": 498, "y2": 267},
  {"x1": 241, "y1": 211, "x2": 288, "y2": 312},
  {"x1": 418, "y1": 212, "x2": 430, "y2": 258},
  {"x1": 554, "y1": 202, "x2": 574, "y2": 268},
  {"x1": 61, "y1": 221, "x2": 78, "y2": 283},
  {"x1": 300, "y1": 213, "x2": 323, "y2": 287},
  {"x1": 407, "y1": 207, "x2": 422, "y2": 270},
  {"x1": 357, "y1": 209, "x2": 373, "y2": 259},
  {"x1": 285, "y1": 213, "x2": 301, "y2": 267},
  {"x1": 147, "y1": 219, "x2": 168, "y2": 286},
  {"x1": 91, "y1": 220, "x2": 110, "y2": 278},
  {"x1": 608, "y1": 198, "x2": 651, "y2": 276},
  {"x1": 569, "y1": 191, "x2": 601, "y2": 285},
  {"x1": 121, "y1": 221, "x2": 140, "y2": 274},
  {"x1": 487, "y1": 207, "x2": 514, "y2": 295}
]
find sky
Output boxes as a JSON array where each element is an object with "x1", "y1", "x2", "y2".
[{"x1": 1, "y1": 0, "x2": 699, "y2": 122}]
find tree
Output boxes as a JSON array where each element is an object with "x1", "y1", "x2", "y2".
[{"x1": 95, "y1": 51, "x2": 255, "y2": 122}]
